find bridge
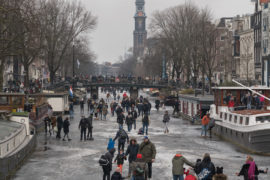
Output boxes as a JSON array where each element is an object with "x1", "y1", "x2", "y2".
[{"x1": 46, "y1": 80, "x2": 173, "y2": 99}]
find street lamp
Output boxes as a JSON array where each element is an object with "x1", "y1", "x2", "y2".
[{"x1": 73, "y1": 41, "x2": 75, "y2": 88}]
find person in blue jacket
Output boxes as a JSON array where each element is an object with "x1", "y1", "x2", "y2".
[{"x1": 107, "y1": 138, "x2": 115, "y2": 151}]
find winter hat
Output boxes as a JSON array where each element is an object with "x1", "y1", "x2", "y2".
[
  {"x1": 137, "y1": 154, "x2": 142, "y2": 159},
  {"x1": 144, "y1": 136, "x2": 148, "y2": 139},
  {"x1": 175, "y1": 154, "x2": 182, "y2": 157},
  {"x1": 216, "y1": 167, "x2": 224, "y2": 174}
]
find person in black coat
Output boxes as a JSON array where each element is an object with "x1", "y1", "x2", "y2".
[
  {"x1": 44, "y1": 114, "x2": 51, "y2": 136},
  {"x1": 117, "y1": 112, "x2": 125, "y2": 128},
  {"x1": 113, "y1": 127, "x2": 129, "y2": 152},
  {"x1": 78, "y1": 116, "x2": 88, "y2": 141},
  {"x1": 131, "y1": 106, "x2": 138, "y2": 130},
  {"x1": 103, "y1": 148, "x2": 116, "y2": 180},
  {"x1": 80, "y1": 99, "x2": 84, "y2": 113},
  {"x1": 116, "y1": 105, "x2": 123, "y2": 117},
  {"x1": 196, "y1": 153, "x2": 216, "y2": 180},
  {"x1": 86, "y1": 114, "x2": 94, "y2": 140},
  {"x1": 56, "y1": 115, "x2": 63, "y2": 139},
  {"x1": 236, "y1": 155, "x2": 261, "y2": 180},
  {"x1": 125, "y1": 138, "x2": 139, "y2": 178},
  {"x1": 62, "y1": 117, "x2": 71, "y2": 141},
  {"x1": 125, "y1": 112, "x2": 133, "y2": 132}
]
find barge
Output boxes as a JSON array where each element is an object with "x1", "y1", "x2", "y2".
[{"x1": 210, "y1": 86, "x2": 270, "y2": 154}]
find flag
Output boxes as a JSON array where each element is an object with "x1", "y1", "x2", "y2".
[
  {"x1": 69, "y1": 86, "x2": 73, "y2": 97},
  {"x1": 77, "y1": 59, "x2": 80, "y2": 69}
]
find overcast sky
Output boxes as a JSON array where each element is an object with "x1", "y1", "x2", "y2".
[{"x1": 81, "y1": 0, "x2": 255, "y2": 64}]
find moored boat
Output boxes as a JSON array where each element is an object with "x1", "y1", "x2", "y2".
[{"x1": 210, "y1": 86, "x2": 270, "y2": 154}]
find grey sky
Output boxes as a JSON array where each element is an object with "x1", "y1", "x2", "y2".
[{"x1": 81, "y1": 0, "x2": 255, "y2": 64}]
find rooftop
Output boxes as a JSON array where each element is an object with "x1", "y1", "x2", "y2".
[
  {"x1": 0, "y1": 119, "x2": 23, "y2": 141},
  {"x1": 178, "y1": 94, "x2": 214, "y2": 102},
  {"x1": 213, "y1": 86, "x2": 270, "y2": 90},
  {"x1": 233, "y1": 110, "x2": 270, "y2": 115}
]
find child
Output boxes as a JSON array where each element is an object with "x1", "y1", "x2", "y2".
[
  {"x1": 114, "y1": 149, "x2": 126, "y2": 175},
  {"x1": 111, "y1": 167, "x2": 124, "y2": 180},
  {"x1": 107, "y1": 138, "x2": 115, "y2": 151},
  {"x1": 184, "y1": 168, "x2": 198, "y2": 180}
]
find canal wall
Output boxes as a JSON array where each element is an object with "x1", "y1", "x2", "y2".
[{"x1": 0, "y1": 134, "x2": 36, "y2": 180}]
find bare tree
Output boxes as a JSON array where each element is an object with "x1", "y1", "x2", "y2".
[
  {"x1": 39, "y1": 0, "x2": 97, "y2": 84},
  {"x1": 15, "y1": 0, "x2": 44, "y2": 88},
  {"x1": 62, "y1": 37, "x2": 96, "y2": 77},
  {"x1": 0, "y1": 0, "x2": 27, "y2": 90},
  {"x1": 198, "y1": 9, "x2": 218, "y2": 94}
]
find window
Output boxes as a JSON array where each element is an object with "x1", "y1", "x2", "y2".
[
  {"x1": 246, "y1": 117, "x2": 250, "y2": 125},
  {"x1": 220, "y1": 36, "x2": 225, "y2": 41},
  {"x1": 240, "y1": 117, "x2": 243, "y2": 124},
  {"x1": 229, "y1": 114, "x2": 232, "y2": 122},
  {"x1": 265, "y1": 3, "x2": 268, "y2": 9},
  {"x1": 12, "y1": 96, "x2": 22, "y2": 106},
  {"x1": 234, "y1": 116, "x2": 237, "y2": 123},
  {"x1": 0, "y1": 96, "x2": 8, "y2": 105},
  {"x1": 138, "y1": 35, "x2": 143, "y2": 44}
]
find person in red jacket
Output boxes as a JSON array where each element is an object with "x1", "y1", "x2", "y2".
[
  {"x1": 228, "y1": 97, "x2": 235, "y2": 112},
  {"x1": 201, "y1": 112, "x2": 210, "y2": 137}
]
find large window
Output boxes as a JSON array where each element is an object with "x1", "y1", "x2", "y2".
[
  {"x1": 0, "y1": 96, "x2": 8, "y2": 105},
  {"x1": 12, "y1": 96, "x2": 22, "y2": 106}
]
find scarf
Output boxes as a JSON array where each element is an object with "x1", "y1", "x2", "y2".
[{"x1": 247, "y1": 161, "x2": 256, "y2": 180}]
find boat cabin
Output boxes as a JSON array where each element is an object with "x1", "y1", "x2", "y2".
[
  {"x1": 178, "y1": 94, "x2": 214, "y2": 121},
  {"x1": 29, "y1": 93, "x2": 69, "y2": 114},
  {"x1": 0, "y1": 93, "x2": 25, "y2": 112},
  {"x1": 212, "y1": 86, "x2": 270, "y2": 114}
]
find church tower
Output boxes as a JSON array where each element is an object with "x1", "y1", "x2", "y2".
[{"x1": 133, "y1": 0, "x2": 147, "y2": 58}]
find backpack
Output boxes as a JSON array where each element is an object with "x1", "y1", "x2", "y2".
[
  {"x1": 119, "y1": 130, "x2": 126, "y2": 139},
  {"x1": 135, "y1": 164, "x2": 145, "y2": 176},
  {"x1": 99, "y1": 155, "x2": 109, "y2": 166},
  {"x1": 197, "y1": 168, "x2": 211, "y2": 180},
  {"x1": 138, "y1": 128, "x2": 144, "y2": 135}
]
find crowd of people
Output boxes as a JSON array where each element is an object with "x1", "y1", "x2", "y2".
[
  {"x1": 225, "y1": 91, "x2": 266, "y2": 111},
  {"x1": 42, "y1": 88, "x2": 268, "y2": 180}
]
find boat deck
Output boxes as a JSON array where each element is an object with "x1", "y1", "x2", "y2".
[
  {"x1": 0, "y1": 120, "x2": 23, "y2": 141},
  {"x1": 233, "y1": 109, "x2": 270, "y2": 115}
]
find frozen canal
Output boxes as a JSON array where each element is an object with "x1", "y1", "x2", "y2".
[{"x1": 14, "y1": 92, "x2": 270, "y2": 180}]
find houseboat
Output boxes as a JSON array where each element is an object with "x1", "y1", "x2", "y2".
[
  {"x1": 179, "y1": 94, "x2": 214, "y2": 123},
  {"x1": 210, "y1": 86, "x2": 270, "y2": 154},
  {"x1": 0, "y1": 93, "x2": 49, "y2": 130}
]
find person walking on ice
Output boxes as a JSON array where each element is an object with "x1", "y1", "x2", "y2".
[
  {"x1": 163, "y1": 111, "x2": 170, "y2": 134},
  {"x1": 138, "y1": 136, "x2": 156, "y2": 179}
]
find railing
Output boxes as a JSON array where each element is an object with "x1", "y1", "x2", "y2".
[{"x1": 219, "y1": 111, "x2": 250, "y2": 126}]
